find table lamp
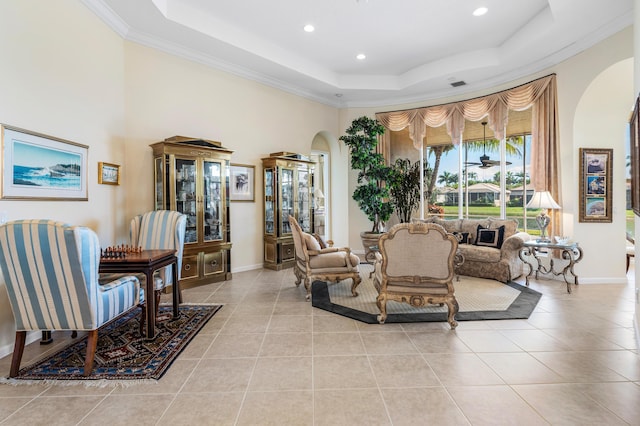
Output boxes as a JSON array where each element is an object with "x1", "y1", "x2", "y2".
[{"x1": 526, "y1": 190, "x2": 560, "y2": 242}]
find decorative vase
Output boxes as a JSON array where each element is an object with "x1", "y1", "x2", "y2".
[{"x1": 360, "y1": 231, "x2": 384, "y2": 264}]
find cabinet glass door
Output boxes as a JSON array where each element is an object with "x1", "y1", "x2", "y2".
[
  {"x1": 280, "y1": 168, "x2": 294, "y2": 234},
  {"x1": 175, "y1": 158, "x2": 198, "y2": 243},
  {"x1": 297, "y1": 168, "x2": 312, "y2": 232},
  {"x1": 154, "y1": 157, "x2": 165, "y2": 210},
  {"x1": 203, "y1": 160, "x2": 223, "y2": 242},
  {"x1": 264, "y1": 168, "x2": 275, "y2": 235}
]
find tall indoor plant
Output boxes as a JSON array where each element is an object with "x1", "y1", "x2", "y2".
[
  {"x1": 340, "y1": 116, "x2": 394, "y2": 257},
  {"x1": 389, "y1": 158, "x2": 421, "y2": 223}
]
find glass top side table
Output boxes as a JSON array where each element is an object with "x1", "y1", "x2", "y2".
[{"x1": 519, "y1": 240, "x2": 583, "y2": 293}]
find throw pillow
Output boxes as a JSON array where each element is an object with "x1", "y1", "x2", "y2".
[
  {"x1": 303, "y1": 232, "x2": 321, "y2": 251},
  {"x1": 475, "y1": 225, "x2": 506, "y2": 249},
  {"x1": 453, "y1": 231, "x2": 470, "y2": 244},
  {"x1": 313, "y1": 233, "x2": 328, "y2": 249}
]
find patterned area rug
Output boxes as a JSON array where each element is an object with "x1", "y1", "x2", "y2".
[
  {"x1": 312, "y1": 264, "x2": 541, "y2": 324},
  {"x1": 1, "y1": 304, "x2": 221, "y2": 385}
]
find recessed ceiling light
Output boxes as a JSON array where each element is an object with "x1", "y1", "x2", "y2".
[
  {"x1": 356, "y1": 53, "x2": 366, "y2": 60},
  {"x1": 473, "y1": 7, "x2": 488, "y2": 16},
  {"x1": 303, "y1": 24, "x2": 315, "y2": 33}
]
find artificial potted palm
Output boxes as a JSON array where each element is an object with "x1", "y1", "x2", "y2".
[{"x1": 340, "y1": 116, "x2": 394, "y2": 258}]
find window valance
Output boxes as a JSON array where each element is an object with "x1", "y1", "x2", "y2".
[{"x1": 375, "y1": 74, "x2": 559, "y2": 193}]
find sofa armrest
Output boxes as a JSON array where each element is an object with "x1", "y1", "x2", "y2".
[{"x1": 500, "y1": 232, "x2": 532, "y2": 259}]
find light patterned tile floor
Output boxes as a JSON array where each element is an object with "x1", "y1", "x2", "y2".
[{"x1": 0, "y1": 264, "x2": 638, "y2": 425}]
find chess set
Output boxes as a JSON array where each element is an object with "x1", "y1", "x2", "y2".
[{"x1": 100, "y1": 245, "x2": 143, "y2": 259}]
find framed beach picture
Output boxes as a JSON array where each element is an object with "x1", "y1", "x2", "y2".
[
  {"x1": 579, "y1": 147, "x2": 612, "y2": 222},
  {"x1": 230, "y1": 163, "x2": 255, "y2": 201},
  {"x1": 98, "y1": 162, "x2": 120, "y2": 185},
  {"x1": 1, "y1": 125, "x2": 88, "y2": 200},
  {"x1": 630, "y1": 94, "x2": 640, "y2": 217}
]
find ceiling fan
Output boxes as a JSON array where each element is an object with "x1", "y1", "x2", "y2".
[{"x1": 464, "y1": 121, "x2": 511, "y2": 169}]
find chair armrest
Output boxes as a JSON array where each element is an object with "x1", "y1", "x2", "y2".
[
  {"x1": 99, "y1": 274, "x2": 140, "y2": 291},
  {"x1": 307, "y1": 247, "x2": 350, "y2": 256}
]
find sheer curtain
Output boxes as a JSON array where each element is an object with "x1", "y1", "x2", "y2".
[{"x1": 375, "y1": 74, "x2": 561, "y2": 236}]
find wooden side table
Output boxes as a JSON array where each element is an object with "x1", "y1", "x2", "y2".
[{"x1": 519, "y1": 240, "x2": 583, "y2": 293}]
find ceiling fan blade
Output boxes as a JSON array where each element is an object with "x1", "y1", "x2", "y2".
[{"x1": 464, "y1": 161, "x2": 482, "y2": 166}]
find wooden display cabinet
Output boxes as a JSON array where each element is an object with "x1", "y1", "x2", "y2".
[
  {"x1": 262, "y1": 152, "x2": 314, "y2": 270},
  {"x1": 151, "y1": 136, "x2": 233, "y2": 289}
]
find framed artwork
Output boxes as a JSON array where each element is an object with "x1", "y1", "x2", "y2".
[
  {"x1": 1, "y1": 124, "x2": 88, "y2": 200},
  {"x1": 230, "y1": 163, "x2": 254, "y2": 201},
  {"x1": 630, "y1": 94, "x2": 640, "y2": 216},
  {"x1": 98, "y1": 162, "x2": 120, "y2": 185},
  {"x1": 579, "y1": 147, "x2": 612, "y2": 222}
]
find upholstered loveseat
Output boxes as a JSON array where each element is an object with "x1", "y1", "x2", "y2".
[{"x1": 412, "y1": 217, "x2": 532, "y2": 283}]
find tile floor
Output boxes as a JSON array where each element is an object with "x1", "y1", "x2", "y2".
[{"x1": 0, "y1": 264, "x2": 638, "y2": 425}]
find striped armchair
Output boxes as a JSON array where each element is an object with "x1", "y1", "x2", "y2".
[
  {"x1": 130, "y1": 210, "x2": 187, "y2": 307},
  {"x1": 0, "y1": 219, "x2": 143, "y2": 377}
]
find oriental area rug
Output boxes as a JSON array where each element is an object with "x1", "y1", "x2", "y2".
[
  {"x1": 1, "y1": 304, "x2": 221, "y2": 386},
  {"x1": 312, "y1": 264, "x2": 541, "y2": 324}
]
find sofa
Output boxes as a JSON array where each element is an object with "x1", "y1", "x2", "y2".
[{"x1": 412, "y1": 217, "x2": 532, "y2": 283}]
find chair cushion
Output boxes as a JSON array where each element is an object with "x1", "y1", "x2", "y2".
[
  {"x1": 309, "y1": 251, "x2": 351, "y2": 269},
  {"x1": 458, "y1": 244, "x2": 502, "y2": 262},
  {"x1": 303, "y1": 232, "x2": 321, "y2": 251}
]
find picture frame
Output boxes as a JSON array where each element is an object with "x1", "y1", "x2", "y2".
[
  {"x1": 98, "y1": 162, "x2": 120, "y2": 185},
  {"x1": 229, "y1": 163, "x2": 254, "y2": 202},
  {"x1": 579, "y1": 147, "x2": 612, "y2": 222},
  {"x1": 1, "y1": 124, "x2": 88, "y2": 200},
  {"x1": 630, "y1": 94, "x2": 640, "y2": 216}
]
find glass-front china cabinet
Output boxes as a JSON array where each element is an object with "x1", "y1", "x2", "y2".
[
  {"x1": 262, "y1": 152, "x2": 314, "y2": 270},
  {"x1": 151, "y1": 136, "x2": 233, "y2": 288}
]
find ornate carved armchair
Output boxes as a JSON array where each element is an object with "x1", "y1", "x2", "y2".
[
  {"x1": 288, "y1": 215, "x2": 361, "y2": 300},
  {"x1": 373, "y1": 222, "x2": 459, "y2": 328},
  {"x1": 0, "y1": 219, "x2": 143, "y2": 377}
]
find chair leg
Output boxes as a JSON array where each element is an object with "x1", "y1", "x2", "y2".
[
  {"x1": 9, "y1": 331, "x2": 26, "y2": 378},
  {"x1": 83, "y1": 330, "x2": 98, "y2": 377},
  {"x1": 376, "y1": 295, "x2": 387, "y2": 324}
]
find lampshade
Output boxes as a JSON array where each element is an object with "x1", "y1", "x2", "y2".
[
  {"x1": 314, "y1": 188, "x2": 325, "y2": 199},
  {"x1": 526, "y1": 191, "x2": 560, "y2": 210}
]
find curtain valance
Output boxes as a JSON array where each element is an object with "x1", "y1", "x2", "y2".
[
  {"x1": 375, "y1": 74, "x2": 558, "y2": 193},
  {"x1": 375, "y1": 74, "x2": 560, "y2": 235}
]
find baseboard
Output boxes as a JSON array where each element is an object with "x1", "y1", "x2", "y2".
[
  {"x1": 231, "y1": 263, "x2": 263, "y2": 273},
  {"x1": 577, "y1": 277, "x2": 629, "y2": 285},
  {"x1": 0, "y1": 330, "x2": 40, "y2": 360}
]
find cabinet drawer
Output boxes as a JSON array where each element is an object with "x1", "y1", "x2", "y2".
[
  {"x1": 204, "y1": 251, "x2": 224, "y2": 276},
  {"x1": 181, "y1": 254, "x2": 199, "y2": 280},
  {"x1": 280, "y1": 243, "x2": 295, "y2": 261}
]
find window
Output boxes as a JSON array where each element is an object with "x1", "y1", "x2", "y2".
[{"x1": 391, "y1": 110, "x2": 535, "y2": 233}]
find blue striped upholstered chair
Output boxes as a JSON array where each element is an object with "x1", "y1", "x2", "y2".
[
  {"x1": 0, "y1": 219, "x2": 143, "y2": 377},
  {"x1": 130, "y1": 211, "x2": 187, "y2": 309}
]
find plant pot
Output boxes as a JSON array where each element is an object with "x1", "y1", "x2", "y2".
[{"x1": 360, "y1": 231, "x2": 385, "y2": 263}]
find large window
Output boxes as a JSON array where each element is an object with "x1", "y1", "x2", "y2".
[{"x1": 391, "y1": 110, "x2": 538, "y2": 233}]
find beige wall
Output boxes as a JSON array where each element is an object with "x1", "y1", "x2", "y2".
[
  {"x1": 0, "y1": 1, "x2": 635, "y2": 356},
  {"x1": 122, "y1": 43, "x2": 340, "y2": 271},
  {"x1": 0, "y1": 1, "x2": 126, "y2": 351},
  {"x1": 342, "y1": 27, "x2": 633, "y2": 285}
]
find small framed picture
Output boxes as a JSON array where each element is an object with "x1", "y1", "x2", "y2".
[
  {"x1": 230, "y1": 163, "x2": 254, "y2": 202},
  {"x1": 579, "y1": 148, "x2": 612, "y2": 222},
  {"x1": 98, "y1": 162, "x2": 120, "y2": 185}
]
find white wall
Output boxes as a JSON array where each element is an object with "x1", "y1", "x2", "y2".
[{"x1": 0, "y1": 1, "x2": 127, "y2": 352}]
